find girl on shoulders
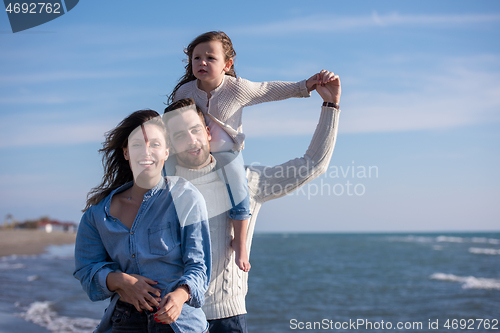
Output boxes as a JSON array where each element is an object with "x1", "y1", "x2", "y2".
[{"x1": 167, "y1": 31, "x2": 335, "y2": 273}]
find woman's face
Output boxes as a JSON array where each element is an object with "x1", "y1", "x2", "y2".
[{"x1": 124, "y1": 123, "x2": 168, "y2": 189}]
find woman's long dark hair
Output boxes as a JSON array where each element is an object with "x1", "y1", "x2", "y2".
[
  {"x1": 167, "y1": 31, "x2": 237, "y2": 103},
  {"x1": 84, "y1": 110, "x2": 163, "y2": 211}
]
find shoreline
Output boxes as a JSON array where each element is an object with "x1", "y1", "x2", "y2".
[{"x1": 0, "y1": 229, "x2": 76, "y2": 257}]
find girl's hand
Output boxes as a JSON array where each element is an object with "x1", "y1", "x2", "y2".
[
  {"x1": 154, "y1": 286, "x2": 190, "y2": 324},
  {"x1": 315, "y1": 70, "x2": 341, "y2": 104},
  {"x1": 306, "y1": 70, "x2": 340, "y2": 96},
  {"x1": 106, "y1": 272, "x2": 162, "y2": 312},
  {"x1": 306, "y1": 73, "x2": 320, "y2": 92}
]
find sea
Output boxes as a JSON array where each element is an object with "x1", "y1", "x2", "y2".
[{"x1": 0, "y1": 232, "x2": 499, "y2": 333}]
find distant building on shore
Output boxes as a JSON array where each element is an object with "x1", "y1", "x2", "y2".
[
  {"x1": 3, "y1": 214, "x2": 16, "y2": 228},
  {"x1": 38, "y1": 218, "x2": 76, "y2": 233},
  {"x1": 1, "y1": 215, "x2": 76, "y2": 233}
]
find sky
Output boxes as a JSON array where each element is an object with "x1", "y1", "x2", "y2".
[{"x1": 0, "y1": 0, "x2": 499, "y2": 233}]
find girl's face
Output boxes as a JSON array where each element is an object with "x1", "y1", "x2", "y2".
[
  {"x1": 192, "y1": 41, "x2": 233, "y2": 86},
  {"x1": 123, "y1": 123, "x2": 168, "y2": 189}
]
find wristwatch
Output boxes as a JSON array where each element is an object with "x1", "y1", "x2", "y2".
[{"x1": 322, "y1": 101, "x2": 339, "y2": 109}]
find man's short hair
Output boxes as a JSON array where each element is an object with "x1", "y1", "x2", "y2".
[{"x1": 163, "y1": 98, "x2": 207, "y2": 128}]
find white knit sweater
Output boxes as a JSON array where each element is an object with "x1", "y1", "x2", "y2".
[
  {"x1": 175, "y1": 106, "x2": 341, "y2": 320},
  {"x1": 174, "y1": 76, "x2": 310, "y2": 151}
]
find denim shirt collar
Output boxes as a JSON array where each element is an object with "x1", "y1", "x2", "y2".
[{"x1": 103, "y1": 177, "x2": 167, "y2": 217}]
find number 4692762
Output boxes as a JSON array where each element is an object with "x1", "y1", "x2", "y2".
[
  {"x1": 444, "y1": 319, "x2": 499, "y2": 330},
  {"x1": 5, "y1": 3, "x2": 61, "y2": 14}
]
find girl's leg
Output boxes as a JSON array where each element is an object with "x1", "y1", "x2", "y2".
[
  {"x1": 212, "y1": 151, "x2": 251, "y2": 272},
  {"x1": 212, "y1": 151, "x2": 250, "y2": 220},
  {"x1": 230, "y1": 217, "x2": 251, "y2": 272}
]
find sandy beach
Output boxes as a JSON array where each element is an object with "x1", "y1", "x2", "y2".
[{"x1": 0, "y1": 229, "x2": 76, "y2": 257}]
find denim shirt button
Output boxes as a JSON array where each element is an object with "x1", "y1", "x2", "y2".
[
  {"x1": 131, "y1": 254, "x2": 135, "y2": 258},
  {"x1": 130, "y1": 231, "x2": 134, "y2": 235}
]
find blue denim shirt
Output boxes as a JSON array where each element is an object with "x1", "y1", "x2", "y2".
[{"x1": 74, "y1": 176, "x2": 211, "y2": 333}]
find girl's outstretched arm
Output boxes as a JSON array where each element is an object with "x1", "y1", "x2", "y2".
[{"x1": 235, "y1": 77, "x2": 310, "y2": 107}]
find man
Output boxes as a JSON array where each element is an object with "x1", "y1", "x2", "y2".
[{"x1": 163, "y1": 70, "x2": 341, "y2": 333}]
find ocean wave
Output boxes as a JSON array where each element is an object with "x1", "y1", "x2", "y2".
[
  {"x1": 18, "y1": 301, "x2": 100, "y2": 333},
  {"x1": 0, "y1": 262, "x2": 25, "y2": 270},
  {"x1": 40, "y1": 244, "x2": 75, "y2": 259},
  {"x1": 436, "y1": 236, "x2": 465, "y2": 243},
  {"x1": 430, "y1": 273, "x2": 500, "y2": 290},
  {"x1": 388, "y1": 235, "x2": 500, "y2": 246},
  {"x1": 0, "y1": 254, "x2": 37, "y2": 261},
  {"x1": 472, "y1": 237, "x2": 500, "y2": 245},
  {"x1": 388, "y1": 236, "x2": 434, "y2": 243},
  {"x1": 469, "y1": 247, "x2": 500, "y2": 255}
]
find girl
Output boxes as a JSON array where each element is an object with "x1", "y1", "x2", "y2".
[
  {"x1": 168, "y1": 31, "x2": 334, "y2": 273},
  {"x1": 74, "y1": 110, "x2": 211, "y2": 333}
]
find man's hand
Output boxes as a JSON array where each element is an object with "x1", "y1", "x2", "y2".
[
  {"x1": 307, "y1": 70, "x2": 341, "y2": 104},
  {"x1": 106, "y1": 272, "x2": 162, "y2": 312},
  {"x1": 154, "y1": 286, "x2": 190, "y2": 324}
]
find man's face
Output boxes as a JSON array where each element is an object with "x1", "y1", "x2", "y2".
[{"x1": 166, "y1": 109, "x2": 211, "y2": 169}]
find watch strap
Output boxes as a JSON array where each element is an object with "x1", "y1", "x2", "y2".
[{"x1": 322, "y1": 101, "x2": 339, "y2": 109}]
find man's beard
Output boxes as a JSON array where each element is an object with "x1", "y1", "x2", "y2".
[{"x1": 175, "y1": 143, "x2": 211, "y2": 169}]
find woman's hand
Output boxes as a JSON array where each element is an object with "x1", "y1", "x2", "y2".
[
  {"x1": 106, "y1": 272, "x2": 162, "y2": 312},
  {"x1": 307, "y1": 70, "x2": 341, "y2": 104},
  {"x1": 154, "y1": 286, "x2": 190, "y2": 324}
]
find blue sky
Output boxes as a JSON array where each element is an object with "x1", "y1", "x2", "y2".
[{"x1": 1, "y1": 0, "x2": 499, "y2": 232}]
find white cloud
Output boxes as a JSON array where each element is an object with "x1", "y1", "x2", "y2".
[
  {"x1": 0, "y1": 94, "x2": 67, "y2": 104},
  {"x1": 231, "y1": 12, "x2": 500, "y2": 36},
  {"x1": 0, "y1": 119, "x2": 114, "y2": 148},
  {"x1": 369, "y1": 11, "x2": 500, "y2": 26},
  {"x1": 342, "y1": 64, "x2": 500, "y2": 133},
  {"x1": 0, "y1": 70, "x2": 152, "y2": 86},
  {"x1": 243, "y1": 55, "x2": 500, "y2": 136}
]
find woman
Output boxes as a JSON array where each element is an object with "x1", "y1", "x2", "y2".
[{"x1": 74, "y1": 110, "x2": 210, "y2": 333}]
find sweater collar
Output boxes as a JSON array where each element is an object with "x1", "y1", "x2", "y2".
[
  {"x1": 175, "y1": 156, "x2": 219, "y2": 184},
  {"x1": 194, "y1": 75, "x2": 227, "y2": 99}
]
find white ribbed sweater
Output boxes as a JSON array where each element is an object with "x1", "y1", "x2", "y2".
[
  {"x1": 175, "y1": 106, "x2": 341, "y2": 320},
  {"x1": 174, "y1": 76, "x2": 310, "y2": 151}
]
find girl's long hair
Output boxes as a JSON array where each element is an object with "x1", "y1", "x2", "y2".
[
  {"x1": 83, "y1": 110, "x2": 163, "y2": 211},
  {"x1": 168, "y1": 31, "x2": 237, "y2": 103}
]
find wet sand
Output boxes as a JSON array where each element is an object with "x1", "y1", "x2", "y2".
[{"x1": 0, "y1": 229, "x2": 76, "y2": 257}]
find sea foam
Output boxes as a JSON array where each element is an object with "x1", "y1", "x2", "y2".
[
  {"x1": 18, "y1": 301, "x2": 100, "y2": 333},
  {"x1": 388, "y1": 235, "x2": 434, "y2": 243},
  {"x1": 472, "y1": 237, "x2": 500, "y2": 245},
  {"x1": 436, "y1": 236, "x2": 465, "y2": 243},
  {"x1": 430, "y1": 273, "x2": 500, "y2": 290},
  {"x1": 469, "y1": 247, "x2": 500, "y2": 255},
  {"x1": 0, "y1": 262, "x2": 25, "y2": 270}
]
